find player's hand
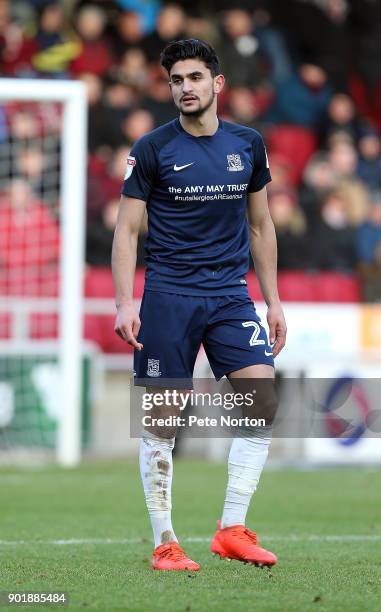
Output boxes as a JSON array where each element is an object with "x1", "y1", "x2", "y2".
[
  {"x1": 114, "y1": 302, "x2": 143, "y2": 351},
  {"x1": 267, "y1": 302, "x2": 287, "y2": 358}
]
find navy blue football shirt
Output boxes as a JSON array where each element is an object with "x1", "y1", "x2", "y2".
[{"x1": 121, "y1": 118, "x2": 271, "y2": 296}]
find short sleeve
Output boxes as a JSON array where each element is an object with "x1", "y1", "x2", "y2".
[
  {"x1": 121, "y1": 136, "x2": 157, "y2": 201},
  {"x1": 248, "y1": 134, "x2": 272, "y2": 193}
]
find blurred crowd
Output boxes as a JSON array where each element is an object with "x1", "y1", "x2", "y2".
[{"x1": 1, "y1": 0, "x2": 381, "y2": 300}]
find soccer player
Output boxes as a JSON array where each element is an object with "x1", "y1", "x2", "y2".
[{"x1": 112, "y1": 39, "x2": 287, "y2": 571}]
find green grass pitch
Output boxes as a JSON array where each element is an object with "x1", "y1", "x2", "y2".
[{"x1": 1, "y1": 460, "x2": 381, "y2": 611}]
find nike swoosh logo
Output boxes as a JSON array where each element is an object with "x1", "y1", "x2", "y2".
[
  {"x1": 174, "y1": 163, "x2": 194, "y2": 171},
  {"x1": 264, "y1": 350, "x2": 273, "y2": 356}
]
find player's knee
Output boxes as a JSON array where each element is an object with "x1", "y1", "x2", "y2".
[
  {"x1": 142, "y1": 390, "x2": 184, "y2": 439},
  {"x1": 253, "y1": 388, "x2": 278, "y2": 426},
  {"x1": 238, "y1": 380, "x2": 278, "y2": 426}
]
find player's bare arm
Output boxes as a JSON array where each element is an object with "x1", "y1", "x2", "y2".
[
  {"x1": 112, "y1": 195, "x2": 146, "y2": 350},
  {"x1": 248, "y1": 187, "x2": 287, "y2": 357}
]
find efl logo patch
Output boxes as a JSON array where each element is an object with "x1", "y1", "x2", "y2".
[
  {"x1": 147, "y1": 359, "x2": 161, "y2": 377},
  {"x1": 227, "y1": 153, "x2": 244, "y2": 172},
  {"x1": 124, "y1": 155, "x2": 136, "y2": 179}
]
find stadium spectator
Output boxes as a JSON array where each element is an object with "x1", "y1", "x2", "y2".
[
  {"x1": 5, "y1": 104, "x2": 60, "y2": 204},
  {"x1": 96, "y1": 77, "x2": 136, "y2": 148},
  {"x1": 86, "y1": 197, "x2": 119, "y2": 266},
  {"x1": 268, "y1": 0, "x2": 349, "y2": 90},
  {"x1": 78, "y1": 72, "x2": 107, "y2": 152},
  {"x1": 215, "y1": 7, "x2": 269, "y2": 88},
  {"x1": 0, "y1": 178, "x2": 59, "y2": 295},
  {"x1": 16, "y1": 145, "x2": 45, "y2": 195},
  {"x1": 8, "y1": 108, "x2": 40, "y2": 140},
  {"x1": 86, "y1": 194, "x2": 147, "y2": 266},
  {"x1": 115, "y1": 0, "x2": 161, "y2": 35},
  {"x1": 140, "y1": 67, "x2": 177, "y2": 126},
  {"x1": 321, "y1": 93, "x2": 358, "y2": 146},
  {"x1": 267, "y1": 153, "x2": 294, "y2": 192},
  {"x1": 300, "y1": 152, "x2": 338, "y2": 224},
  {"x1": 86, "y1": 144, "x2": 134, "y2": 220},
  {"x1": 356, "y1": 126, "x2": 381, "y2": 191},
  {"x1": 110, "y1": 9, "x2": 144, "y2": 61},
  {"x1": 349, "y1": 0, "x2": 381, "y2": 92},
  {"x1": 141, "y1": 4, "x2": 185, "y2": 64},
  {"x1": 333, "y1": 180, "x2": 370, "y2": 227},
  {"x1": 356, "y1": 195, "x2": 381, "y2": 266},
  {"x1": 121, "y1": 108, "x2": 154, "y2": 145},
  {"x1": 223, "y1": 86, "x2": 272, "y2": 130},
  {"x1": 310, "y1": 189, "x2": 357, "y2": 271},
  {"x1": 184, "y1": 8, "x2": 217, "y2": 45},
  {"x1": 348, "y1": 0, "x2": 381, "y2": 131},
  {"x1": 355, "y1": 194, "x2": 381, "y2": 301},
  {"x1": 70, "y1": 4, "x2": 113, "y2": 77},
  {"x1": 113, "y1": 47, "x2": 149, "y2": 90},
  {"x1": 328, "y1": 138, "x2": 357, "y2": 179},
  {"x1": 0, "y1": 0, "x2": 29, "y2": 76},
  {"x1": 266, "y1": 63, "x2": 332, "y2": 129},
  {"x1": 30, "y1": 1, "x2": 81, "y2": 78},
  {"x1": 98, "y1": 145, "x2": 132, "y2": 203},
  {"x1": 247, "y1": 6, "x2": 293, "y2": 86},
  {"x1": 268, "y1": 188, "x2": 310, "y2": 270}
]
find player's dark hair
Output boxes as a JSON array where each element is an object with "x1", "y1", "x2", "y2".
[{"x1": 160, "y1": 38, "x2": 221, "y2": 77}]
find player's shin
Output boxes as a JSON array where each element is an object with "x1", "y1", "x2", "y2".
[
  {"x1": 221, "y1": 425, "x2": 272, "y2": 528},
  {"x1": 139, "y1": 429, "x2": 178, "y2": 547}
]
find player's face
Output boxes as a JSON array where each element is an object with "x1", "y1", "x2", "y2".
[{"x1": 169, "y1": 59, "x2": 224, "y2": 117}]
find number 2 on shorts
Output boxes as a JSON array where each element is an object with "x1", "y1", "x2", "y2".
[{"x1": 242, "y1": 321, "x2": 265, "y2": 346}]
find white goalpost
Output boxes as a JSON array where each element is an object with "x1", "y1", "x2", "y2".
[{"x1": 0, "y1": 79, "x2": 87, "y2": 466}]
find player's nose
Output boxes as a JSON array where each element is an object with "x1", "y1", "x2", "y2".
[{"x1": 182, "y1": 78, "x2": 194, "y2": 93}]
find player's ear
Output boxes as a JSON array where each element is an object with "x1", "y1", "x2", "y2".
[{"x1": 214, "y1": 74, "x2": 225, "y2": 94}]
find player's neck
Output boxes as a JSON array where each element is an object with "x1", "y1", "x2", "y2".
[{"x1": 179, "y1": 113, "x2": 219, "y2": 137}]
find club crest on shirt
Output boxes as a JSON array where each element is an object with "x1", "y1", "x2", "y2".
[
  {"x1": 227, "y1": 153, "x2": 244, "y2": 172},
  {"x1": 147, "y1": 358, "x2": 161, "y2": 377},
  {"x1": 124, "y1": 155, "x2": 136, "y2": 179}
]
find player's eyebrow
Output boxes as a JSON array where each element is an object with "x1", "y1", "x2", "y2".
[{"x1": 170, "y1": 71, "x2": 204, "y2": 80}]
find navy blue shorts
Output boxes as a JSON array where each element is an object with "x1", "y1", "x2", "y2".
[{"x1": 134, "y1": 291, "x2": 274, "y2": 388}]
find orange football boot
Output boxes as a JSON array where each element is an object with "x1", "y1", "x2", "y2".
[
  {"x1": 211, "y1": 521, "x2": 277, "y2": 567},
  {"x1": 151, "y1": 541, "x2": 200, "y2": 571}
]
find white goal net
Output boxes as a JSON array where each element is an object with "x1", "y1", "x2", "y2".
[{"x1": 0, "y1": 79, "x2": 87, "y2": 466}]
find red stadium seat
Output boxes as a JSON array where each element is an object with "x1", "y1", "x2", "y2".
[
  {"x1": 30, "y1": 314, "x2": 59, "y2": 339},
  {"x1": 83, "y1": 313, "x2": 129, "y2": 353},
  {"x1": 0, "y1": 313, "x2": 11, "y2": 339},
  {"x1": 277, "y1": 271, "x2": 316, "y2": 302},
  {"x1": 84, "y1": 266, "x2": 145, "y2": 298},
  {"x1": 266, "y1": 125, "x2": 317, "y2": 184},
  {"x1": 277, "y1": 271, "x2": 361, "y2": 302},
  {"x1": 83, "y1": 267, "x2": 146, "y2": 352},
  {"x1": 316, "y1": 272, "x2": 361, "y2": 302}
]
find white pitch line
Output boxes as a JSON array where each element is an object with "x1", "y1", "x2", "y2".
[{"x1": 1, "y1": 535, "x2": 381, "y2": 546}]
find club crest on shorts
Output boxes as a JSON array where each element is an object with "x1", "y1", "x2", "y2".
[
  {"x1": 124, "y1": 155, "x2": 136, "y2": 179},
  {"x1": 227, "y1": 153, "x2": 244, "y2": 172},
  {"x1": 147, "y1": 358, "x2": 161, "y2": 377}
]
